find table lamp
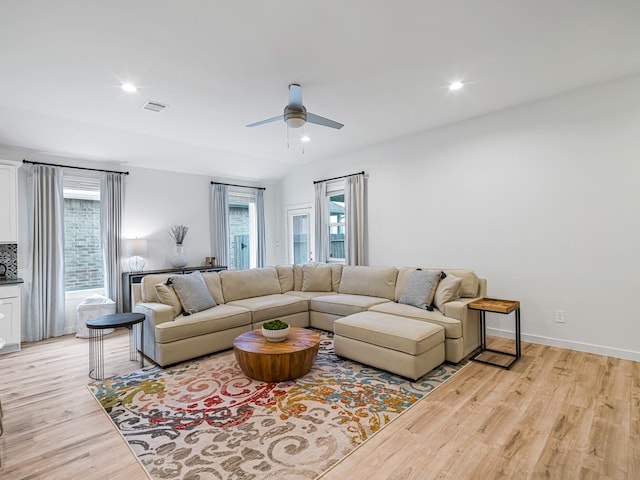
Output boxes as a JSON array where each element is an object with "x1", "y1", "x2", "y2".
[{"x1": 125, "y1": 238, "x2": 149, "y2": 272}]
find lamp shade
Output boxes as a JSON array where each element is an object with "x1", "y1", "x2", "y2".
[{"x1": 125, "y1": 238, "x2": 149, "y2": 257}]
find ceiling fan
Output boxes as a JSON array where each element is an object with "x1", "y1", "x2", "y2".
[{"x1": 246, "y1": 84, "x2": 344, "y2": 130}]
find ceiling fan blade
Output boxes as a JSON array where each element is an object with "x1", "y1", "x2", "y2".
[
  {"x1": 288, "y1": 84, "x2": 303, "y2": 109},
  {"x1": 246, "y1": 115, "x2": 283, "y2": 128},
  {"x1": 306, "y1": 112, "x2": 344, "y2": 129}
]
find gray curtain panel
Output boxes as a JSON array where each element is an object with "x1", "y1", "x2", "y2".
[
  {"x1": 210, "y1": 183, "x2": 230, "y2": 267},
  {"x1": 256, "y1": 188, "x2": 266, "y2": 267},
  {"x1": 100, "y1": 172, "x2": 126, "y2": 312},
  {"x1": 344, "y1": 173, "x2": 365, "y2": 265},
  {"x1": 24, "y1": 164, "x2": 66, "y2": 341},
  {"x1": 314, "y1": 181, "x2": 328, "y2": 263}
]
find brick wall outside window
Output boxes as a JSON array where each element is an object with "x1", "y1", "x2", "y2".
[{"x1": 64, "y1": 198, "x2": 104, "y2": 291}]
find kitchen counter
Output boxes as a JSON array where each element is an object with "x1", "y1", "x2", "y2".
[{"x1": 0, "y1": 278, "x2": 24, "y2": 285}]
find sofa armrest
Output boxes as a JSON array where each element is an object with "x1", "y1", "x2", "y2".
[
  {"x1": 443, "y1": 296, "x2": 483, "y2": 358},
  {"x1": 133, "y1": 302, "x2": 174, "y2": 364},
  {"x1": 134, "y1": 302, "x2": 175, "y2": 326}
]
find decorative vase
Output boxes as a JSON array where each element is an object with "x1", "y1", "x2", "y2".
[
  {"x1": 261, "y1": 325, "x2": 290, "y2": 343},
  {"x1": 171, "y1": 244, "x2": 188, "y2": 268}
]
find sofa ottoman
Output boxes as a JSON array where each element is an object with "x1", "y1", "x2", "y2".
[{"x1": 333, "y1": 311, "x2": 445, "y2": 380}]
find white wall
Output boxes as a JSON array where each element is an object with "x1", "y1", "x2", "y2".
[
  {"x1": 124, "y1": 166, "x2": 278, "y2": 270},
  {"x1": 276, "y1": 74, "x2": 640, "y2": 361},
  {"x1": 124, "y1": 166, "x2": 214, "y2": 270}
]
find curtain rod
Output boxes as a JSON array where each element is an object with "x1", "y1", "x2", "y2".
[
  {"x1": 22, "y1": 159, "x2": 129, "y2": 175},
  {"x1": 313, "y1": 171, "x2": 365, "y2": 184},
  {"x1": 210, "y1": 181, "x2": 265, "y2": 191}
]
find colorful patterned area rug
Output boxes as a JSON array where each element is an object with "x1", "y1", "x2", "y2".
[{"x1": 88, "y1": 332, "x2": 463, "y2": 480}]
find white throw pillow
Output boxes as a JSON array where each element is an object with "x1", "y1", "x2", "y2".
[
  {"x1": 154, "y1": 283, "x2": 182, "y2": 318},
  {"x1": 434, "y1": 274, "x2": 463, "y2": 314}
]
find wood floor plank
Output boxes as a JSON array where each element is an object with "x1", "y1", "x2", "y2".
[
  {"x1": 0, "y1": 330, "x2": 148, "y2": 480},
  {"x1": 0, "y1": 332, "x2": 638, "y2": 479}
]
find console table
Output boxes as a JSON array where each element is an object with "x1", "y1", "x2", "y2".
[
  {"x1": 122, "y1": 266, "x2": 227, "y2": 312},
  {"x1": 468, "y1": 297, "x2": 521, "y2": 369}
]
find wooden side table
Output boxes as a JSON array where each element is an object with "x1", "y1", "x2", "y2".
[
  {"x1": 87, "y1": 312, "x2": 145, "y2": 380},
  {"x1": 468, "y1": 298, "x2": 521, "y2": 369}
]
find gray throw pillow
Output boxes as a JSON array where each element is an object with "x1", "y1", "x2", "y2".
[
  {"x1": 170, "y1": 271, "x2": 217, "y2": 315},
  {"x1": 398, "y1": 269, "x2": 441, "y2": 310}
]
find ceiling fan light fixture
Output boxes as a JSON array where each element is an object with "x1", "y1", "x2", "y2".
[{"x1": 286, "y1": 117, "x2": 306, "y2": 128}]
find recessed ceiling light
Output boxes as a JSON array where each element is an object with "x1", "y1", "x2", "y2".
[
  {"x1": 448, "y1": 81, "x2": 464, "y2": 91},
  {"x1": 121, "y1": 83, "x2": 137, "y2": 93},
  {"x1": 301, "y1": 135, "x2": 311, "y2": 143}
]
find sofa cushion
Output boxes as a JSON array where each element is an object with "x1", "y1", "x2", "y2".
[
  {"x1": 140, "y1": 274, "x2": 172, "y2": 302},
  {"x1": 201, "y1": 271, "x2": 226, "y2": 305},
  {"x1": 227, "y1": 294, "x2": 308, "y2": 323},
  {"x1": 331, "y1": 264, "x2": 343, "y2": 292},
  {"x1": 293, "y1": 264, "x2": 303, "y2": 290},
  {"x1": 311, "y1": 294, "x2": 391, "y2": 317},
  {"x1": 155, "y1": 305, "x2": 251, "y2": 343},
  {"x1": 434, "y1": 274, "x2": 462, "y2": 313},
  {"x1": 275, "y1": 265, "x2": 294, "y2": 292},
  {"x1": 394, "y1": 267, "x2": 415, "y2": 301},
  {"x1": 369, "y1": 302, "x2": 462, "y2": 338},
  {"x1": 285, "y1": 291, "x2": 335, "y2": 300},
  {"x1": 398, "y1": 269, "x2": 441, "y2": 310},
  {"x1": 170, "y1": 271, "x2": 217, "y2": 314},
  {"x1": 338, "y1": 266, "x2": 398, "y2": 300},
  {"x1": 154, "y1": 283, "x2": 182, "y2": 318},
  {"x1": 302, "y1": 264, "x2": 333, "y2": 292},
  {"x1": 334, "y1": 311, "x2": 444, "y2": 356},
  {"x1": 219, "y1": 267, "x2": 282, "y2": 302},
  {"x1": 444, "y1": 269, "x2": 479, "y2": 297}
]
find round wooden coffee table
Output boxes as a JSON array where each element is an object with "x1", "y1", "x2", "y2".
[{"x1": 233, "y1": 327, "x2": 321, "y2": 382}]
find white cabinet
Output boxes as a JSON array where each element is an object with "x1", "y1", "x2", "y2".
[
  {"x1": 0, "y1": 164, "x2": 18, "y2": 243},
  {"x1": 0, "y1": 284, "x2": 20, "y2": 353}
]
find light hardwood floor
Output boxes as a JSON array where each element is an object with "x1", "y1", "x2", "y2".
[{"x1": 0, "y1": 332, "x2": 638, "y2": 479}]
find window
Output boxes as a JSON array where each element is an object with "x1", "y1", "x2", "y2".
[
  {"x1": 315, "y1": 173, "x2": 365, "y2": 265},
  {"x1": 328, "y1": 192, "x2": 345, "y2": 262},
  {"x1": 63, "y1": 176, "x2": 104, "y2": 291},
  {"x1": 228, "y1": 188, "x2": 258, "y2": 270}
]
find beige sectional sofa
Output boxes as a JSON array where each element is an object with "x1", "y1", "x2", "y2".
[{"x1": 132, "y1": 264, "x2": 486, "y2": 378}]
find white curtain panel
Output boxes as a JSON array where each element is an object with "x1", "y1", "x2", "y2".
[
  {"x1": 100, "y1": 171, "x2": 126, "y2": 312},
  {"x1": 344, "y1": 173, "x2": 366, "y2": 266},
  {"x1": 24, "y1": 164, "x2": 66, "y2": 341},
  {"x1": 314, "y1": 181, "x2": 328, "y2": 263},
  {"x1": 256, "y1": 188, "x2": 266, "y2": 267},
  {"x1": 210, "y1": 184, "x2": 230, "y2": 267}
]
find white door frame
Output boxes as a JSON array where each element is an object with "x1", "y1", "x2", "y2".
[{"x1": 285, "y1": 203, "x2": 314, "y2": 264}]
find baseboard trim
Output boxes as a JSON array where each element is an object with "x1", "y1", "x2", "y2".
[{"x1": 486, "y1": 327, "x2": 640, "y2": 362}]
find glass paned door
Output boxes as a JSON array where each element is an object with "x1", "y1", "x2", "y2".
[{"x1": 287, "y1": 206, "x2": 313, "y2": 264}]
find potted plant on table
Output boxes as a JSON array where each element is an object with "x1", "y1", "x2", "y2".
[{"x1": 261, "y1": 319, "x2": 290, "y2": 342}]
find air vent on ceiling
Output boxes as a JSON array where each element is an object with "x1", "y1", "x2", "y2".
[{"x1": 141, "y1": 100, "x2": 168, "y2": 113}]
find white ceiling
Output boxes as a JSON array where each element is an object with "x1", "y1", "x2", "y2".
[{"x1": 1, "y1": 1, "x2": 640, "y2": 183}]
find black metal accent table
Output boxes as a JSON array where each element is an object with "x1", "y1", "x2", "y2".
[
  {"x1": 87, "y1": 312, "x2": 145, "y2": 380},
  {"x1": 469, "y1": 298, "x2": 521, "y2": 369}
]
